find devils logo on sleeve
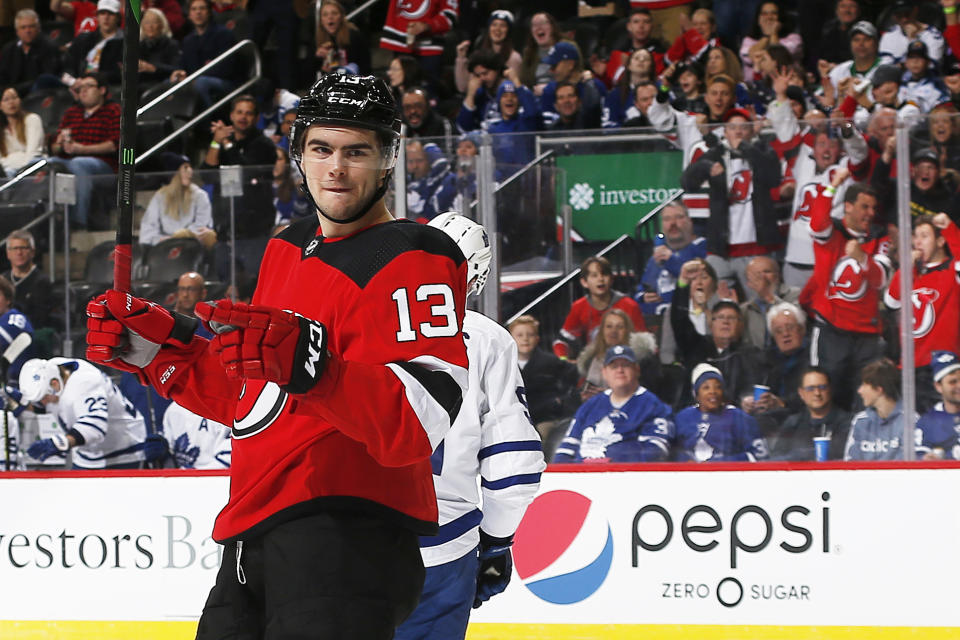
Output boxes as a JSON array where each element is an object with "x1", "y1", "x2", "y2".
[
  {"x1": 398, "y1": 0, "x2": 430, "y2": 19},
  {"x1": 827, "y1": 256, "x2": 868, "y2": 301},
  {"x1": 912, "y1": 288, "x2": 940, "y2": 338}
]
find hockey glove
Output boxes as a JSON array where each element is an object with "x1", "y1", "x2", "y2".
[
  {"x1": 141, "y1": 433, "x2": 169, "y2": 463},
  {"x1": 195, "y1": 299, "x2": 328, "y2": 395},
  {"x1": 473, "y1": 532, "x2": 514, "y2": 608},
  {"x1": 3, "y1": 386, "x2": 25, "y2": 417},
  {"x1": 86, "y1": 290, "x2": 207, "y2": 396},
  {"x1": 27, "y1": 433, "x2": 69, "y2": 461}
]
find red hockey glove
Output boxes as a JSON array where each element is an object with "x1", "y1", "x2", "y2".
[
  {"x1": 195, "y1": 299, "x2": 328, "y2": 394},
  {"x1": 86, "y1": 290, "x2": 207, "y2": 396}
]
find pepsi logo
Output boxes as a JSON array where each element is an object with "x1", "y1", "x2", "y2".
[{"x1": 513, "y1": 490, "x2": 613, "y2": 604}]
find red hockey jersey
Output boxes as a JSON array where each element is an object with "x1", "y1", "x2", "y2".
[
  {"x1": 171, "y1": 218, "x2": 469, "y2": 542},
  {"x1": 380, "y1": 0, "x2": 458, "y2": 56},
  {"x1": 885, "y1": 222, "x2": 960, "y2": 367},
  {"x1": 552, "y1": 292, "x2": 647, "y2": 358},
  {"x1": 803, "y1": 190, "x2": 892, "y2": 334}
]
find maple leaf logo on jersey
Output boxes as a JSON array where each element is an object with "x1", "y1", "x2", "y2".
[
  {"x1": 729, "y1": 169, "x2": 753, "y2": 203},
  {"x1": 912, "y1": 287, "x2": 940, "y2": 338},
  {"x1": 580, "y1": 416, "x2": 622, "y2": 460},
  {"x1": 827, "y1": 256, "x2": 868, "y2": 301}
]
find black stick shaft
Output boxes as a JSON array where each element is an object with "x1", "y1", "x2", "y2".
[{"x1": 114, "y1": 0, "x2": 141, "y2": 293}]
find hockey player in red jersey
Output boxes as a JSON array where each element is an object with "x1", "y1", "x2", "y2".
[
  {"x1": 85, "y1": 74, "x2": 469, "y2": 639},
  {"x1": 885, "y1": 213, "x2": 960, "y2": 412},
  {"x1": 802, "y1": 166, "x2": 892, "y2": 409}
]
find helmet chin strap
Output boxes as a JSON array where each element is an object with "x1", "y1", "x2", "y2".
[{"x1": 296, "y1": 162, "x2": 395, "y2": 227}]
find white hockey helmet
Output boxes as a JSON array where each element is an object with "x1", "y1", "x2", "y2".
[
  {"x1": 19, "y1": 358, "x2": 63, "y2": 404},
  {"x1": 428, "y1": 212, "x2": 492, "y2": 296}
]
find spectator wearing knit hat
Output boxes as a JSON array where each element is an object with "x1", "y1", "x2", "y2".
[
  {"x1": 675, "y1": 363, "x2": 769, "y2": 462},
  {"x1": 916, "y1": 351, "x2": 960, "y2": 459}
]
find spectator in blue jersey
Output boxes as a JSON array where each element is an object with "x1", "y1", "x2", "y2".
[
  {"x1": 675, "y1": 363, "x2": 770, "y2": 462},
  {"x1": 769, "y1": 367, "x2": 851, "y2": 461},
  {"x1": 915, "y1": 351, "x2": 960, "y2": 460},
  {"x1": 900, "y1": 41, "x2": 947, "y2": 113},
  {"x1": 405, "y1": 140, "x2": 456, "y2": 223},
  {"x1": 540, "y1": 42, "x2": 605, "y2": 129},
  {"x1": 487, "y1": 80, "x2": 540, "y2": 167},
  {"x1": 0, "y1": 275, "x2": 34, "y2": 384},
  {"x1": 554, "y1": 345, "x2": 675, "y2": 463},
  {"x1": 844, "y1": 359, "x2": 918, "y2": 461},
  {"x1": 637, "y1": 201, "x2": 706, "y2": 315},
  {"x1": 456, "y1": 49, "x2": 511, "y2": 134}
]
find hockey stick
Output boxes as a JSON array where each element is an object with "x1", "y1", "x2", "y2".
[
  {"x1": 114, "y1": 0, "x2": 142, "y2": 293},
  {"x1": 0, "y1": 333, "x2": 31, "y2": 470}
]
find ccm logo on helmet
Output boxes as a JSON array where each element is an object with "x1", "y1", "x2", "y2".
[{"x1": 328, "y1": 97, "x2": 365, "y2": 106}]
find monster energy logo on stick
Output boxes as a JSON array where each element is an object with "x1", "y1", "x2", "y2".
[
  {"x1": 129, "y1": 0, "x2": 142, "y2": 23},
  {"x1": 122, "y1": 148, "x2": 135, "y2": 164}
]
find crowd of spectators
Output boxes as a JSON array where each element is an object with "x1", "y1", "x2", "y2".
[{"x1": 2, "y1": 0, "x2": 960, "y2": 468}]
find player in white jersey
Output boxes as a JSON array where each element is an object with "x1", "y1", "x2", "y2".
[
  {"x1": 19, "y1": 357, "x2": 155, "y2": 469},
  {"x1": 163, "y1": 402, "x2": 231, "y2": 469},
  {"x1": 394, "y1": 213, "x2": 546, "y2": 640}
]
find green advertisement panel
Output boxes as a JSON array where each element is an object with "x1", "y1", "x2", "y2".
[{"x1": 557, "y1": 151, "x2": 683, "y2": 241}]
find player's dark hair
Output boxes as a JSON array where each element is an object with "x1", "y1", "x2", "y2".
[
  {"x1": 860, "y1": 359, "x2": 901, "y2": 400},
  {"x1": 581, "y1": 256, "x2": 612, "y2": 277},
  {"x1": 844, "y1": 181, "x2": 877, "y2": 205}
]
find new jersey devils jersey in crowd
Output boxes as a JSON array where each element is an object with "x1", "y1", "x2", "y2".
[
  {"x1": 171, "y1": 218, "x2": 469, "y2": 542},
  {"x1": 421, "y1": 310, "x2": 544, "y2": 567},
  {"x1": 380, "y1": 0, "x2": 458, "y2": 56},
  {"x1": 916, "y1": 402, "x2": 960, "y2": 460},
  {"x1": 674, "y1": 405, "x2": 769, "y2": 462},
  {"x1": 884, "y1": 223, "x2": 960, "y2": 367},
  {"x1": 805, "y1": 191, "x2": 892, "y2": 334}
]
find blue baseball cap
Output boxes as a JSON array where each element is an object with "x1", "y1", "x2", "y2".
[
  {"x1": 604, "y1": 345, "x2": 637, "y2": 366},
  {"x1": 545, "y1": 42, "x2": 580, "y2": 67},
  {"x1": 932, "y1": 351, "x2": 960, "y2": 383}
]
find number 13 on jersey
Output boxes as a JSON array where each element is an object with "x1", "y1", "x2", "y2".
[{"x1": 391, "y1": 284, "x2": 458, "y2": 342}]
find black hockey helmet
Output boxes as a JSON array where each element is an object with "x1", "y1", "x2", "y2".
[{"x1": 290, "y1": 73, "x2": 402, "y2": 166}]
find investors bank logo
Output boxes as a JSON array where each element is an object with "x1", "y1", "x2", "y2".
[
  {"x1": 569, "y1": 183, "x2": 595, "y2": 210},
  {"x1": 513, "y1": 490, "x2": 613, "y2": 604}
]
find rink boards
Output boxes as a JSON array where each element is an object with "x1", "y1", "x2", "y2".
[{"x1": 1, "y1": 462, "x2": 958, "y2": 639}]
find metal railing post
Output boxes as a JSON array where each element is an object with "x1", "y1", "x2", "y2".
[
  {"x1": 478, "y1": 133, "x2": 499, "y2": 320},
  {"x1": 395, "y1": 125, "x2": 407, "y2": 219},
  {"x1": 896, "y1": 120, "x2": 915, "y2": 461}
]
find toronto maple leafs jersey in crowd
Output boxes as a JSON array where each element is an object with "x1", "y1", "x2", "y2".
[
  {"x1": 675, "y1": 405, "x2": 769, "y2": 462},
  {"x1": 163, "y1": 402, "x2": 231, "y2": 469},
  {"x1": 45, "y1": 358, "x2": 146, "y2": 469},
  {"x1": 420, "y1": 310, "x2": 545, "y2": 567},
  {"x1": 844, "y1": 402, "x2": 918, "y2": 461},
  {"x1": 554, "y1": 387, "x2": 675, "y2": 463},
  {"x1": 916, "y1": 402, "x2": 960, "y2": 460},
  {"x1": 0, "y1": 308, "x2": 33, "y2": 383}
]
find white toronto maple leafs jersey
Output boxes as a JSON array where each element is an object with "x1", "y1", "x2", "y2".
[
  {"x1": 48, "y1": 358, "x2": 146, "y2": 469},
  {"x1": 163, "y1": 402, "x2": 231, "y2": 469},
  {"x1": 420, "y1": 311, "x2": 546, "y2": 567}
]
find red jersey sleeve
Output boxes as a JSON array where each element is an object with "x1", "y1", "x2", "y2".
[
  {"x1": 424, "y1": 0, "x2": 457, "y2": 36},
  {"x1": 808, "y1": 190, "x2": 836, "y2": 238}
]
